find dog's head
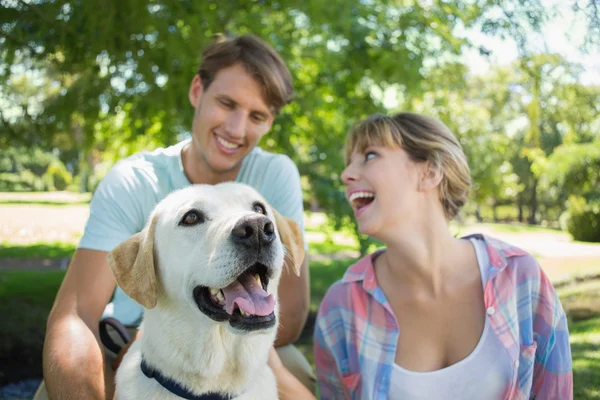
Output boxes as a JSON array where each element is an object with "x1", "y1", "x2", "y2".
[{"x1": 107, "y1": 183, "x2": 304, "y2": 334}]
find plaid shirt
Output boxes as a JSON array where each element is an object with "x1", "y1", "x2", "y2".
[{"x1": 314, "y1": 234, "x2": 573, "y2": 400}]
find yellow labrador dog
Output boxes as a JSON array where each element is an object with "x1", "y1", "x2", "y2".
[{"x1": 108, "y1": 183, "x2": 304, "y2": 400}]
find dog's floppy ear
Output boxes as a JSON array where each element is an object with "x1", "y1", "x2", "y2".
[
  {"x1": 271, "y1": 208, "x2": 305, "y2": 276},
  {"x1": 107, "y1": 214, "x2": 159, "y2": 309}
]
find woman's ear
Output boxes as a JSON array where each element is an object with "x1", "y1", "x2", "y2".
[{"x1": 419, "y1": 161, "x2": 443, "y2": 192}]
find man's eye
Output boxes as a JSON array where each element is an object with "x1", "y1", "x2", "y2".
[
  {"x1": 179, "y1": 210, "x2": 205, "y2": 226},
  {"x1": 251, "y1": 113, "x2": 267, "y2": 123},
  {"x1": 218, "y1": 99, "x2": 233, "y2": 108}
]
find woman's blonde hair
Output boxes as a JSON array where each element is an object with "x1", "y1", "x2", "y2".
[{"x1": 345, "y1": 112, "x2": 471, "y2": 220}]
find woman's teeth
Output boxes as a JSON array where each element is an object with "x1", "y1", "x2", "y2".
[{"x1": 349, "y1": 191, "x2": 375, "y2": 208}]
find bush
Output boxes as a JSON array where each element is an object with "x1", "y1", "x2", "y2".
[
  {"x1": 563, "y1": 196, "x2": 600, "y2": 243},
  {"x1": 45, "y1": 160, "x2": 73, "y2": 190},
  {"x1": 0, "y1": 147, "x2": 72, "y2": 192}
]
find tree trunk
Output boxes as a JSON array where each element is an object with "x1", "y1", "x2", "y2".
[
  {"x1": 493, "y1": 200, "x2": 498, "y2": 222},
  {"x1": 518, "y1": 195, "x2": 524, "y2": 223},
  {"x1": 528, "y1": 178, "x2": 538, "y2": 225}
]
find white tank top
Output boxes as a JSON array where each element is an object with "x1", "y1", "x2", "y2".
[{"x1": 388, "y1": 239, "x2": 513, "y2": 400}]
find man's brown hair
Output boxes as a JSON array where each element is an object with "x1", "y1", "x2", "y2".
[{"x1": 198, "y1": 34, "x2": 294, "y2": 114}]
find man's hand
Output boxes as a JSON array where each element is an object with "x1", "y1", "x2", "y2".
[
  {"x1": 275, "y1": 257, "x2": 310, "y2": 347},
  {"x1": 268, "y1": 346, "x2": 317, "y2": 400}
]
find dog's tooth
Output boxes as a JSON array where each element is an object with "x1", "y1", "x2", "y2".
[
  {"x1": 216, "y1": 290, "x2": 225, "y2": 304},
  {"x1": 240, "y1": 309, "x2": 248, "y2": 317},
  {"x1": 254, "y1": 273, "x2": 261, "y2": 286},
  {"x1": 209, "y1": 288, "x2": 219, "y2": 296}
]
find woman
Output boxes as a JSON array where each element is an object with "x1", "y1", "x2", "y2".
[{"x1": 270, "y1": 112, "x2": 572, "y2": 399}]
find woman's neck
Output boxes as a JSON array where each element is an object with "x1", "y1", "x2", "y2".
[{"x1": 377, "y1": 217, "x2": 472, "y2": 298}]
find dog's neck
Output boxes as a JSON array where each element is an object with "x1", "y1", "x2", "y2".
[{"x1": 138, "y1": 303, "x2": 276, "y2": 395}]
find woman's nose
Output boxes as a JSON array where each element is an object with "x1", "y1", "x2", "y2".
[{"x1": 341, "y1": 164, "x2": 357, "y2": 185}]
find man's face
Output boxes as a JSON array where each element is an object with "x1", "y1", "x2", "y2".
[{"x1": 188, "y1": 63, "x2": 274, "y2": 176}]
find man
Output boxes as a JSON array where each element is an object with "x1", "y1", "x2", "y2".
[{"x1": 37, "y1": 34, "x2": 312, "y2": 400}]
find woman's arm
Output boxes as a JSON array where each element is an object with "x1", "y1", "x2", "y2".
[
  {"x1": 530, "y1": 272, "x2": 573, "y2": 399},
  {"x1": 268, "y1": 347, "x2": 317, "y2": 400}
]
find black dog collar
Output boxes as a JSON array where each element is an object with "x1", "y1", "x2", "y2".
[{"x1": 140, "y1": 359, "x2": 236, "y2": 400}]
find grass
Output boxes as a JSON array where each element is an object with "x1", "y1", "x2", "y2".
[
  {"x1": 4, "y1": 267, "x2": 598, "y2": 396},
  {"x1": 0, "y1": 270, "x2": 66, "y2": 385},
  {"x1": 0, "y1": 242, "x2": 76, "y2": 259},
  {"x1": 570, "y1": 317, "x2": 600, "y2": 399},
  {"x1": 1, "y1": 205, "x2": 600, "y2": 396}
]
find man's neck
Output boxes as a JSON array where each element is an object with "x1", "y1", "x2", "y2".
[{"x1": 181, "y1": 142, "x2": 240, "y2": 185}]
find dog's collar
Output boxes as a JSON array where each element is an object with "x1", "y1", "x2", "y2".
[{"x1": 140, "y1": 359, "x2": 236, "y2": 400}]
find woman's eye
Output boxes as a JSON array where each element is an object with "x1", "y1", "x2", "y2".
[{"x1": 365, "y1": 152, "x2": 377, "y2": 161}]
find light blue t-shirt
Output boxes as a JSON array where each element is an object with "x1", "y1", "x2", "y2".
[{"x1": 79, "y1": 139, "x2": 305, "y2": 326}]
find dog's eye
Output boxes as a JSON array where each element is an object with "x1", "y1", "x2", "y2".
[
  {"x1": 252, "y1": 202, "x2": 266, "y2": 215},
  {"x1": 179, "y1": 210, "x2": 205, "y2": 226}
]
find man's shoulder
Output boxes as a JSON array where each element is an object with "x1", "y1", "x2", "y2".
[
  {"x1": 238, "y1": 147, "x2": 299, "y2": 188},
  {"x1": 115, "y1": 141, "x2": 184, "y2": 172},
  {"x1": 244, "y1": 146, "x2": 295, "y2": 168},
  {"x1": 105, "y1": 141, "x2": 186, "y2": 185}
]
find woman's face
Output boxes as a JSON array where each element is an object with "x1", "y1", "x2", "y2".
[{"x1": 341, "y1": 145, "x2": 426, "y2": 239}]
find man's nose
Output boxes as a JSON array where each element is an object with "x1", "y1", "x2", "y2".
[{"x1": 225, "y1": 110, "x2": 246, "y2": 137}]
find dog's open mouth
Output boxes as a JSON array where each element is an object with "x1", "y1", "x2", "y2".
[{"x1": 193, "y1": 263, "x2": 276, "y2": 331}]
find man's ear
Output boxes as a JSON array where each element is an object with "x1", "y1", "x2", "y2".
[
  {"x1": 107, "y1": 215, "x2": 159, "y2": 309},
  {"x1": 419, "y1": 161, "x2": 443, "y2": 191},
  {"x1": 188, "y1": 75, "x2": 204, "y2": 108},
  {"x1": 271, "y1": 208, "x2": 305, "y2": 276}
]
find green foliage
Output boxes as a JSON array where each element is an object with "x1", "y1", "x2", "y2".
[
  {"x1": 0, "y1": 147, "x2": 73, "y2": 192},
  {"x1": 1, "y1": 1, "x2": 599, "y2": 236},
  {"x1": 563, "y1": 196, "x2": 600, "y2": 243},
  {"x1": 544, "y1": 142, "x2": 600, "y2": 202},
  {"x1": 46, "y1": 159, "x2": 73, "y2": 190}
]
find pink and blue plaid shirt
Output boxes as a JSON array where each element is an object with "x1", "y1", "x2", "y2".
[{"x1": 314, "y1": 234, "x2": 573, "y2": 399}]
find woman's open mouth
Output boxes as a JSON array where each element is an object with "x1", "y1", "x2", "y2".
[
  {"x1": 192, "y1": 263, "x2": 276, "y2": 331},
  {"x1": 348, "y1": 190, "x2": 375, "y2": 215}
]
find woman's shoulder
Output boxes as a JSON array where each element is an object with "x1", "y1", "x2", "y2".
[
  {"x1": 318, "y1": 253, "x2": 377, "y2": 315},
  {"x1": 468, "y1": 233, "x2": 541, "y2": 278},
  {"x1": 475, "y1": 234, "x2": 554, "y2": 303}
]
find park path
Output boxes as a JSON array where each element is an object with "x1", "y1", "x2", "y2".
[
  {"x1": 1, "y1": 203, "x2": 599, "y2": 279},
  {"x1": 460, "y1": 225, "x2": 600, "y2": 258}
]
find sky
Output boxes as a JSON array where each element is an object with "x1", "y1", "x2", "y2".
[{"x1": 461, "y1": 1, "x2": 600, "y2": 85}]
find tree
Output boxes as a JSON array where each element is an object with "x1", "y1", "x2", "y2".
[{"x1": 1, "y1": 0, "x2": 598, "y2": 224}]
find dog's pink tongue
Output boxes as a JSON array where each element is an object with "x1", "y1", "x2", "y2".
[{"x1": 221, "y1": 274, "x2": 274, "y2": 316}]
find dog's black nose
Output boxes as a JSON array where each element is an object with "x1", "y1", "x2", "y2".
[{"x1": 231, "y1": 215, "x2": 276, "y2": 250}]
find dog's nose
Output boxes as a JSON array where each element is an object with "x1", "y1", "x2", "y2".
[{"x1": 231, "y1": 215, "x2": 276, "y2": 250}]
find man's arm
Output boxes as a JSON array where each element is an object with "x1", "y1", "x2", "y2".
[
  {"x1": 274, "y1": 257, "x2": 310, "y2": 347},
  {"x1": 268, "y1": 347, "x2": 316, "y2": 400},
  {"x1": 43, "y1": 248, "x2": 117, "y2": 400}
]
